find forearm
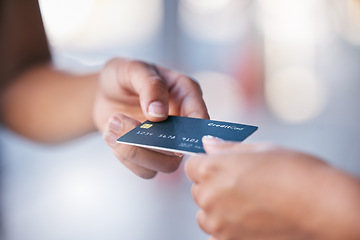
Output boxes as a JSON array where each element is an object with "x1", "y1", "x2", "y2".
[
  {"x1": 0, "y1": 63, "x2": 99, "y2": 143},
  {"x1": 308, "y1": 167, "x2": 360, "y2": 240}
]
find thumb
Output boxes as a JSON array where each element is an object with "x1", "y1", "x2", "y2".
[
  {"x1": 202, "y1": 135, "x2": 239, "y2": 154},
  {"x1": 133, "y1": 63, "x2": 169, "y2": 122}
]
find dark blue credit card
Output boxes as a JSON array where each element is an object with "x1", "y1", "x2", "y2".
[{"x1": 117, "y1": 116, "x2": 258, "y2": 155}]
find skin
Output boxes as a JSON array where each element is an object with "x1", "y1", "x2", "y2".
[
  {"x1": 0, "y1": 0, "x2": 209, "y2": 179},
  {"x1": 185, "y1": 136, "x2": 360, "y2": 240}
]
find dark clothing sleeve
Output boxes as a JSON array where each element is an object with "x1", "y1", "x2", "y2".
[{"x1": 0, "y1": 0, "x2": 51, "y2": 90}]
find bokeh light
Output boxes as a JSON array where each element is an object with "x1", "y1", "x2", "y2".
[
  {"x1": 328, "y1": 0, "x2": 360, "y2": 45},
  {"x1": 192, "y1": 71, "x2": 245, "y2": 121},
  {"x1": 39, "y1": 0, "x2": 95, "y2": 46},
  {"x1": 258, "y1": 0, "x2": 330, "y2": 123},
  {"x1": 178, "y1": 0, "x2": 250, "y2": 43},
  {"x1": 256, "y1": 0, "x2": 331, "y2": 45},
  {"x1": 265, "y1": 68, "x2": 328, "y2": 123},
  {"x1": 180, "y1": 0, "x2": 232, "y2": 14},
  {"x1": 39, "y1": 0, "x2": 164, "y2": 49}
]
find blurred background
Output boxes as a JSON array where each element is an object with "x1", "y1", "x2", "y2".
[{"x1": 1, "y1": 0, "x2": 360, "y2": 239}]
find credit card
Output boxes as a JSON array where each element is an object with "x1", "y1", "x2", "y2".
[{"x1": 117, "y1": 116, "x2": 258, "y2": 155}]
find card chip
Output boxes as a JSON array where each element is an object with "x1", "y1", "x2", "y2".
[{"x1": 140, "y1": 124, "x2": 153, "y2": 129}]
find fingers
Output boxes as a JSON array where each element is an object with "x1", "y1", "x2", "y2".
[
  {"x1": 126, "y1": 61, "x2": 170, "y2": 122},
  {"x1": 101, "y1": 58, "x2": 209, "y2": 122},
  {"x1": 202, "y1": 135, "x2": 262, "y2": 154},
  {"x1": 113, "y1": 144, "x2": 182, "y2": 174},
  {"x1": 202, "y1": 135, "x2": 239, "y2": 154},
  {"x1": 197, "y1": 207, "x2": 226, "y2": 240},
  {"x1": 185, "y1": 154, "x2": 205, "y2": 184},
  {"x1": 191, "y1": 183, "x2": 202, "y2": 207},
  {"x1": 102, "y1": 113, "x2": 137, "y2": 147},
  {"x1": 103, "y1": 113, "x2": 183, "y2": 178},
  {"x1": 156, "y1": 67, "x2": 210, "y2": 119},
  {"x1": 186, "y1": 138, "x2": 260, "y2": 183},
  {"x1": 131, "y1": 62, "x2": 210, "y2": 120},
  {"x1": 197, "y1": 210, "x2": 223, "y2": 237},
  {"x1": 197, "y1": 209, "x2": 211, "y2": 235},
  {"x1": 100, "y1": 58, "x2": 170, "y2": 122}
]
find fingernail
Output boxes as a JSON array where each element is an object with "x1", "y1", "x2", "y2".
[
  {"x1": 109, "y1": 117, "x2": 122, "y2": 132},
  {"x1": 148, "y1": 101, "x2": 166, "y2": 118},
  {"x1": 202, "y1": 135, "x2": 224, "y2": 145},
  {"x1": 174, "y1": 152, "x2": 184, "y2": 158},
  {"x1": 103, "y1": 131, "x2": 118, "y2": 147}
]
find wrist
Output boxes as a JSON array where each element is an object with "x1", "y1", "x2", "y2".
[{"x1": 306, "y1": 167, "x2": 360, "y2": 240}]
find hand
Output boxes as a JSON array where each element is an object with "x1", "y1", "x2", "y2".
[
  {"x1": 185, "y1": 137, "x2": 360, "y2": 240},
  {"x1": 93, "y1": 58, "x2": 209, "y2": 178}
]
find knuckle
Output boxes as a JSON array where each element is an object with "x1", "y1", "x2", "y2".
[
  {"x1": 198, "y1": 162, "x2": 217, "y2": 180},
  {"x1": 109, "y1": 113, "x2": 126, "y2": 125},
  {"x1": 147, "y1": 75, "x2": 167, "y2": 89},
  {"x1": 191, "y1": 79, "x2": 203, "y2": 93},
  {"x1": 198, "y1": 164, "x2": 209, "y2": 180},
  {"x1": 179, "y1": 75, "x2": 202, "y2": 93},
  {"x1": 104, "y1": 57, "x2": 129, "y2": 73},
  {"x1": 197, "y1": 196, "x2": 209, "y2": 210},
  {"x1": 162, "y1": 158, "x2": 181, "y2": 173},
  {"x1": 196, "y1": 211, "x2": 224, "y2": 236},
  {"x1": 129, "y1": 60, "x2": 151, "y2": 72},
  {"x1": 208, "y1": 218, "x2": 224, "y2": 236},
  {"x1": 196, "y1": 211, "x2": 209, "y2": 234},
  {"x1": 191, "y1": 185, "x2": 198, "y2": 200},
  {"x1": 110, "y1": 57, "x2": 123, "y2": 64},
  {"x1": 192, "y1": 185, "x2": 211, "y2": 210},
  {"x1": 124, "y1": 146, "x2": 139, "y2": 161},
  {"x1": 199, "y1": 193, "x2": 215, "y2": 211},
  {"x1": 194, "y1": 187, "x2": 215, "y2": 211},
  {"x1": 104, "y1": 57, "x2": 121, "y2": 68},
  {"x1": 111, "y1": 146, "x2": 126, "y2": 162}
]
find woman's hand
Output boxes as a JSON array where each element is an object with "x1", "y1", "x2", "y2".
[
  {"x1": 185, "y1": 137, "x2": 360, "y2": 240},
  {"x1": 93, "y1": 58, "x2": 209, "y2": 178}
]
